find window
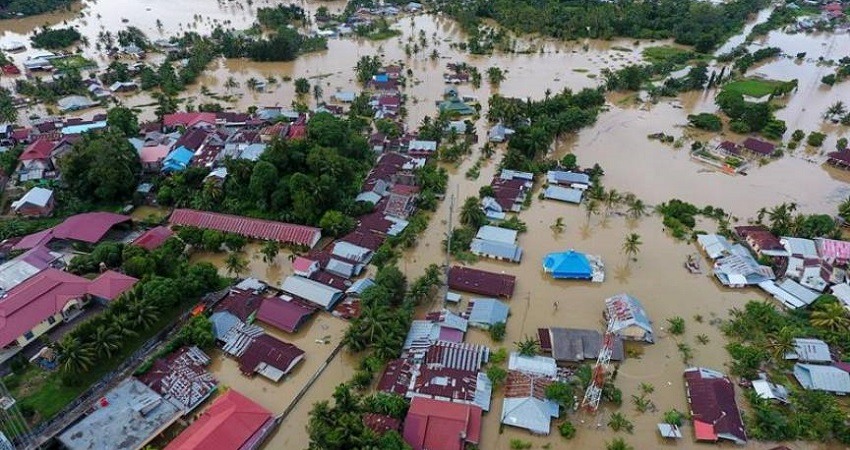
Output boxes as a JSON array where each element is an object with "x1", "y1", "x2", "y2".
[
  {"x1": 23, "y1": 331, "x2": 34, "y2": 341},
  {"x1": 47, "y1": 316, "x2": 56, "y2": 325}
]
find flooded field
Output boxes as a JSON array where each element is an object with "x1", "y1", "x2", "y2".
[
  {"x1": 190, "y1": 242, "x2": 295, "y2": 285},
  {"x1": 3, "y1": 0, "x2": 850, "y2": 448}
]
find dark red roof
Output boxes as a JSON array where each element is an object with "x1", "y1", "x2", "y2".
[
  {"x1": 132, "y1": 226, "x2": 174, "y2": 251},
  {"x1": 377, "y1": 358, "x2": 413, "y2": 395},
  {"x1": 402, "y1": 397, "x2": 482, "y2": 450},
  {"x1": 828, "y1": 149, "x2": 850, "y2": 164},
  {"x1": 238, "y1": 334, "x2": 305, "y2": 378},
  {"x1": 163, "y1": 112, "x2": 216, "y2": 129},
  {"x1": 255, "y1": 296, "x2": 314, "y2": 333},
  {"x1": 718, "y1": 141, "x2": 741, "y2": 154},
  {"x1": 214, "y1": 289, "x2": 263, "y2": 322},
  {"x1": 164, "y1": 390, "x2": 273, "y2": 450},
  {"x1": 169, "y1": 209, "x2": 321, "y2": 247},
  {"x1": 339, "y1": 230, "x2": 385, "y2": 251},
  {"x1": 448, "y1": 266, "x2": 516, "y2": 298},
  {"x1": 684, "y1": 368, "x2": 747, "y2": 444},
  {"x1": 174, "y1": 128, "x2": 209, "y2": 151},
  {"x1": 742, "y1": 138, "x2": 775, "y2": 156},
  {"x1": 19, "y1": 139, "x2": 55, "y2": 161},
  {"x1": 87, "y1": 270, "x2": 138, "y2": 301},
  {"x1": 411, "y1": 366, "x2": 479, "y2": 403},
  {"x1": 362, "y1": 413, "x2": 401, "y2": 435},
  {"x1": 734, "y1": 225, "x2": 783, "y2": 251},
  {"x1": 309, "y1": 270, "x2": 350, "y2": 291}
]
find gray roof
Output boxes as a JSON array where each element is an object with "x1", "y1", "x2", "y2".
[
  {"x1": 332, "y1": 241, "x2": 372, "y2": 263},
  {"x1": 333, "y1": 91, "x2": 356, "y2": 102},
  {"x1": 507, "y1": 353, "x2": 557, "y2": 377},
  {"x1": 782, "y1": 237, "x2": 818, "y2": 258},
  {"x1": 280, "y1": 276, "x2": 343, "y2": 310},
  {"x1": 58, "y1": 378, "x2": 181, "y2": 450},
  {"x1": 346, "y1": 278, "x2": 375, "y2": 296},
  {"x1": 500, "y1": 169, "x2": 532, "y2": 181},
  {"x1": 547, "y1": 170, "x2": 590, "y2": 186},
  {"x1": 751, "y1": 378, "x2": 789, "y2": 403},
  {"x1": 605, "y1": 293, "x2": 653, "y2": 342},
  {"x1": 355, "y1": 191, "x2": 382, "y2": 204},
  {"x1": 468, "y1": 298, "x2": 509, "y2": 327},
  {"x1": 697, "y1": 234, "x2": 733, "y2": 260},
  {"x1": 470, "y1": 239, "x2": 523, "y2": 263},
  {"x1": 234, "y1": 277, "x2": 266, "y2": 292},
  {"x1": 786, "y1": 338, "x2": 831, "y2": 363},
  {"x1": 210, "y1": 311, "x2": 242, "y2": 341},
  {"x1": 759, "y1": 279, "x2": 819, "y2": 309},
  {"x1": 474, "y1": 372, "x2": 493, "y2": 411},
  {"x1": 57, "y1": 95, "x2": 96, "y2": 111},
  {"x1": 714, "y1": 245, "x2": 775, "y2": 287},
  {"x1": 326, "y1": 258, "x2": 356, "y2": 278},
  {"x1": 549, "y1": 327, "x2": 625, "y2": 362},
  {"x1": 543, "y1": 185, "x2": 583, "y2": 204},
  {"x1": 793, "y1": 363, "x2": 850, "y2": 393},
  {"x1": 501, "y1": 396, "x2": 559, "y2": 435},
  {"x1": 11, "y1": 186, "x2": 53, "y2": 210},
  {"x1": 475, "y1": 225, "x2": 517, "y2": 244}
]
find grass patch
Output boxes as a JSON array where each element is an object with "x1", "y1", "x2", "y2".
[
  {"x1": 52, "y1": 54, "x2": 97, "y2": 72},
  {"x1": 722, "y1": 78, "x2": 788, "y2": 98},
  {"x1": 364, "y1": 29, "x2": 401, "y2": 41},
  {"x1": 6, "y1": 304, "x2": 187, "y2": 423},
  {"x1": 642, "y1": 45, "x2": 699, "y2": 64}
]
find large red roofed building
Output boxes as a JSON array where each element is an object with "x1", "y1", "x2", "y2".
[
  {"x1": 164, "y1": 390, "x2": 276, "y2": 450},
  {"x1": 448, "y1": 266, "x2": 516, "y2": 298},
  {"x1": 169, "y1": 209, "x2": 321, "y2": 248},
  {"x1": 14, "y1": 212, "x2": 131, "y2": 251},
  {"x1": 683, "y1": 367, "x2": 747, "y2": 445},
  {"x1": 402, "y1": 397, "x2": 482, "y2": 450},
  {"x1": 255, "y1": 296, "x2": 315, "y2": 333}
]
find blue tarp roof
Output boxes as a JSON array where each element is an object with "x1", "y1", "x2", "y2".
[
  {"x1": 162, "y1": 146, "x2": 194, "y2": 172},
  {"x1": 542, "y1": 250, "x2": 592, "y2": 279},
  {"x1": 373, "y1": 73, "x2": 389, "y2": 83}
]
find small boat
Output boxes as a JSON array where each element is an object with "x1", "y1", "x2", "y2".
[{"x1": 685, "y1": 254, "x2": 702, "y2": 274}]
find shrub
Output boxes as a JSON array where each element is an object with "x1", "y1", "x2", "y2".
[
  {"x1": 807, "y1": 132, "x2": 827, "y2": 147},
  {"x1": 489, "y1": 322, "x2": 506, "y2": 341},
  {"x1": 559, "y1": 421, "x2": 577, "y2": 439},
  {"x1": 510, "y1": 440, "x2": 532, "y2": 450},
  {"x1": 730, "y1": 120, "x2": 751, "y2": 134},
  {"x1": 687, "y1": 113, "x2": 723, "y2": 131},
  {"x1": 667, "y1": 316, "x2": 686, "y2": 335},
  {"x1": 791, "y1": 129, "x2": 805, "y2": 141},
  {"x1": 822, "y1": 74, "x2": 837, "y2": 86}
]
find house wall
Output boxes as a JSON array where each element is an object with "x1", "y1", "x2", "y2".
[
  {"x1": 15, "y1": 202, "x2": 51, "y2": 217},
  {"x1": 14, "y1": 312, "x2": 63, "y2": 347}
]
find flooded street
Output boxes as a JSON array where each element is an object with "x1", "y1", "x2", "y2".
[{"x1": 3, "y1": 0, "x2": 850, "y2": 448}]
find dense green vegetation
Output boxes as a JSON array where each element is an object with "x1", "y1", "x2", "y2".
[
  {"x1": 716, "y1": 81, "x2": 793, "y2": 139},
  {"x1": 213, "y1": 25, "x2": 327, "y2": 63},
  {"x1": 488, "y1": 88, "x2": 605, "y2": 172},
  {"x1": 439, "y1": 0, "x2": 769, "y2": 52},
  {"x1": 15, "y1": 68, "x2": 86, "y2": 103},
  {"x1": 0, "y1": 0, "x2": 73, "y2": 18},
  {"x1": 156, "y1": 113, "x2": 372, "y2": 227},
  {"x1": 747, "y1": 4, "x2": 820, "y2": 40},
  {"x1": 58, "y1": 131, "x2": 142, "y2": 206},
  {"x1": 688, "y1": 113, "x2": 723, "y2": 131},
  {"x1": 30, "y1": 27, "x2": 81, "y2": 49},
  {"x1": 657, "y1": 199, "x2": 728, "y2": 239},
  {"x1": 754, "y1": 202, "x2": 839, "y2": 240},
  {"x1": 0, "y1": 87, "x2": 17, "y2": 124},
  {"x1": 256, "y1": 4, "x2": 306, "y2": 29},
  {"x1": 308, "y1": 385, "x2": 411, "y2": 449},
  {"x1": 722, "y1": 299, "x2": 850, "y2": 443}
]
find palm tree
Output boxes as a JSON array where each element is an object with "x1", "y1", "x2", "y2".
[
  {"x1": 514, "y1": 336, "x2": 540, "y2": 356},
  {"x1": 626, "y1": 199, "x2": 646, "y2": 220},
  {"x1": 313, "y1": 83, "x2": 323, "y2": 105},
  {"x1": 111, "y1": 313, "x2": 138, "y2": 338},
  {"x1": 551, "y1": 217, "x2": 565, "y2": 234},
  {"x1": 839, "y1": 196, "x2": 850, "y2": 221},
  {"x1": 825, "y1": 101, "x2": 847, "y2": 120},
  {"x1": 55, "y1": 336, "x2": 96, "y2": 374},
  {"x1": 224, "y1": 76, "x2": 239, "y2": 92},
  {"x1": 766, "y1": 327, "x2": 796, "y2": 363},
  {"x1": 128, "y1": 298, "x2": 159, "y2": 330},
  {"x1": 622, "y1": 233, "x2": 642, "y2": 265},
  {"x1": 261, "y1": 241, "x2": 280, "y2": 265},
  {"x1": 584, "y1": 199, "x2": 600, "y2": 225},
  {"x1": 459, "y1": 197, "x2": 486, "y2": 228},
  {"x1": 605, "y1": 189, "x2": 621, "y2": 215},
  {"x1": 587, "y1": 183, "x2": 605, "y2": 201},
  {"x1": 606, "y1": 438, "x2": 634, "y2": 450},
  {"x1": 92, "y1": 325, "x2": 121, "y2": 359},
  {"x1": 810, "y1": 302, "x2": 850, "y2": 332},
  {"x1": 225, "y1": 252, "x2": 249, "y2": 277},
  {"x1": 608, "y1": 412, "x2": 634, "y2": 433}
]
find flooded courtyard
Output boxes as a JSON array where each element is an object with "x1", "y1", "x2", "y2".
[{"x1": 3, "y1": 0, "x2": 850, "y2": 448}]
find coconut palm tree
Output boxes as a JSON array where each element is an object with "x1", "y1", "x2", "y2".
[
  {"x1": 584, "y1": 199, "x2": 600, "y2": 225},
  {"x1": 128, "y1": 298, "x2": 159, "y2": 330},
  {"x1": 55, "y1": 336, "x2": 96, "y2": 374},
  {"x1": 810, "y1": 302, "x2": 850, "y2": 332},
  {"x1": 551, "y1": 217, "x2": 565, "y2": 234},
  {"x1": 225, "y1": 252, "x2": 249, "y2": 277},
  {"x1": 91, "y1": 325, "x2": 121, "y2": 359},
  {"x1": 261, "y1": 241, "x2": 280, "y2": 265},
  {"x1": 825, "y1": 101, "x2": 847, "y2": 120},
  {"x1": 514, "y1": 336, "x2": 540, "y2": 356},
  {"x1": 459, "y1": 197, "x2": 486, "y2": 228},
  {"x1": 839, "y1": 196, "x2": 850, "y2": 221},
  {"x1": 605, "y1": 189, "x2": 621, "y2": 215},
  {"x1": 587, "y1": 183, "x2": 605, "y2": 201},
  {"x1": 608, "y1": 412, "x2": 634, "y2": 433},
  {"x1": 313, "y1": 83, "x2": 323, "y2": 105},
  {"x1": 622, "y1": 233, "x2": 642, "y2": 265},
  {"x1": 626, "y1": 198, "x2": 646, "y2": 220},
  {"x1": 607, "y1": 438, "x2": 634, "y2": 450},
  {"x1": 111, "y1": 313, "x2": 138, "y2": 338},
  {"x1": 766, "y1": 327, "x2": 796, "y2": 363}
]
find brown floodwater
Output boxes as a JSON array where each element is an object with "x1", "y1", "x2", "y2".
[{"x1": 5, "y1": 2, "x2": 850, "y2": 448}]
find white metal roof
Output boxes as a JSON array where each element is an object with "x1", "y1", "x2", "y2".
[
  {"x1": 475, "y1": 225, "x2": 517, "y2": 245},
  {"x1": 500, "y1": 397, "x2": 559, "y2": 434},
  {"x1": 11, "y1": 187, "x2": 53, "y2": 210},
  {"x1": 786, "y1": 338, "x2": 831, "y2": 363},
  {"x1": 508, "y1": 353, "x2": 557, "y2": 377},
  {"x1": 793, "y1": 363, "x2": 850, "y2": 393},
  {"x1": 280, "y1": 276, "x2": 343, "y2": 310},
  {"x1": 697, "y1": 234, "x2": 733, "y2": 260}
]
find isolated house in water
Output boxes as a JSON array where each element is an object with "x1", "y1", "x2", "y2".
[
  {"x1": 542, "y1": 250, "x2": 604, "y2": 282},
  {"x1": 604, "y1": 293, "x2": 654, "y2": 343},
  {"x1": 683, "y1": 367, "x2": 747, "y2": 445}
]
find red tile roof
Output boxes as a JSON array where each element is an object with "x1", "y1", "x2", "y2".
[
  {"x1": 19, "y1": 139, "x2": 55, "y2": 161},
  {"x1": 255, "y1": 296, "x2": 314, "y2": 333},
  {"x1": 164, "y1": 390, "x2": 273, "y2": 450},
  {"x1": 169, "y1": 209, "x2": 321, "y2": 248},
  {"x1": 132, "y1": 226, "x2": 174, "y2": 251},
  {"x1": 403, "y1": 397, "x2": 482, "y2": 450},
  {"x1": 162, "y1": 112, "x2": 216, "y2": 129},
  {"x1": 292, "y1": 256, "x2": 317, "y2": 274},
  {"x1": 238, "y1": 334, "x2": 305, "y2": 378},
  {"x1": 448, "y1": 266, "x2": 516, "y2": 298},
  {"x1": 0, "y1": 268, "x2": 90, "y2": 348},
  {"x1": 86, "y1": 270, "x2": 138, "y2": 301},
  {"x1": 684, "y1": 368, "x2": 747, "y2": 445},
  {"x1": 339, "y1": 230, "x2": 385, "y2": 251}
]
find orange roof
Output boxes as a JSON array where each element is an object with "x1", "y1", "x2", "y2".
[{"x1": 165, "y1": 390, "x2": 272, "y2": 450}]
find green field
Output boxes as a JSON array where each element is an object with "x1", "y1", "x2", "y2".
[
  {"x1": 642, "y1": 46, "x2": 702, "y2": 65},
  {"x1": 722, "y1": 78, "x2": 788, "y2": 98},
  {"x1": 52, "y1": 55, "x2": 97, "y2": 72}
]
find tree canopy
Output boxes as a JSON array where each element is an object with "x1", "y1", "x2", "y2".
[{"x1": 58, "y1": 131, "x2": 142, "y2": 204}]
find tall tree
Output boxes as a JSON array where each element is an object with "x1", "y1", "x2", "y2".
[
  {"x1": 260, "y1": 241, "x2": 280, "y2": 265},
  {"x1": 459, "y1": 196, "x2": 486, "y2": 228},
  {"x1": 107, "y1": 106, "x2": 140, "y2": 136},
  {"x1": 622, "y1": 233, "x2": 642, "y2": 265},
  {"x1": 58, "y1": 131, "x2": 142, "y2": 203},
  {"x1": 55, "y1": 336, "x2": 95, "y2": 374},
  {"x1": 224, "y1": 252, "x2": 249, "y2": 277},
  {"x1": 0, "y1": 87, "x2": 17, "y2": 123}
]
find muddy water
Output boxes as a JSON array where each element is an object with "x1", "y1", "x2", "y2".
[{"x1": 190, "y1": 242, "x2": 294, "y2": 285}]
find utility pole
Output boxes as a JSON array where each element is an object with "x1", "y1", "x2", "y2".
[{"x1": 442, "y1": 190, "x2": 455, "y2": 306}]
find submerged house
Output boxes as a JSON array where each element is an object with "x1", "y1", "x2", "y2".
[
  {"x1": 604, "y1": 293, "x2": 654, "y2": 343},
  {"x1": 696, "y1": 234, "x2": 733, "y2": 260},
  {"x1": 542, "y1": 327, "x2": 624, "y2": 364},
  {"x1": 713, "y1": 245, "x2": 775, "y2": 287},
  {"x1": 683, "y1": 367, "x2": 747, "y2": 445},
  {"x1": 448, "y1": 266, "x2": 516, "y2": 298},
  {"x1": 542, "y1": 250, "x2": 604, "y2": 282},
  {"x1": 793, "y1": 363, "x2": 850, "y2": 394},
  {"x1": 467, "y1": 298, "x2": 509, "y2": 330}
]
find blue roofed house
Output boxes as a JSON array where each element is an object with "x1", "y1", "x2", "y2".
[
  {"x1": 543, "y1": 250, "x2": 591, "y2": 279},
  {"x1": 467, "y1": 298, "x2": 509, "y2": 329},
  {"x1": 162, "y1": 147, "x2": 194, "y2": 172}
]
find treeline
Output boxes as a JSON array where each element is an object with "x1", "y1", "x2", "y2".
[
  {"x1": 487, "y1": 88, "x2": 605, "y2": 172},
  {"x1": 256, "y1": 4, "x2": 306, "y2": 29},
  {"x1": 439, "y1": 0, "x2": 769, "y2": 52},
  {"x1": 715, "y1": 87, "x2": 790, "y2": 138},
  {"x1": 156, "y1": 113, "x2": 372, "y2": 227},
  {"x1": 31, "y1": 26, "x2": 81, "y2": 49},
  {"x1": 0, "y1": 0, "x2": 72, "y2": 18},
  {"x1": 15, "y1": 68, "x2": 86, "y2": 103},
  {"x1": 213, "y1": 26, "x2": 327, "y2": 62}
]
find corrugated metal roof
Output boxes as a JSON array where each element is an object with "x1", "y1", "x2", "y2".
[
  {"x1": 605, "y1": 293, "x2": 653, "y2": 341},
  {"x1": 468, "y1": 298, "x2": 509, "y2": 327},
  {"x1": 787, "y1": 338, "x2": 831, "y2": 363},
  {"x1": 280, "y1": 276, "x2": 343, "y2": 310},
  {"x1": 697, "y1": 234, "x2": 733, "y2": 260},
  {"x1": 507, "y1": 353, "x2": 557, "y2": 377},
  {"x1": 169, "y1": 209, "x2": 321, "y2": 248},
  {"x1": 475, "y1": 225, "x2": 517, "y2": 244},
  {"x1": 543, "y1": 185, "x2": 582, "y2": 204},
  {"x1": 793, "y1": 363, "x2": 850, "y2": 393},
  {"x1": 424, "y1": 341, "x2": 490, "y2": 372},
  {"x1": 500, "y1": 396, "x2": 559, "y2": 434},
  {"x1": 547, "y1": 170, "x2": 590, "y2": 186},
  {"x1": 469, "y1": 239, "x2": 523, "y2": 263}
]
